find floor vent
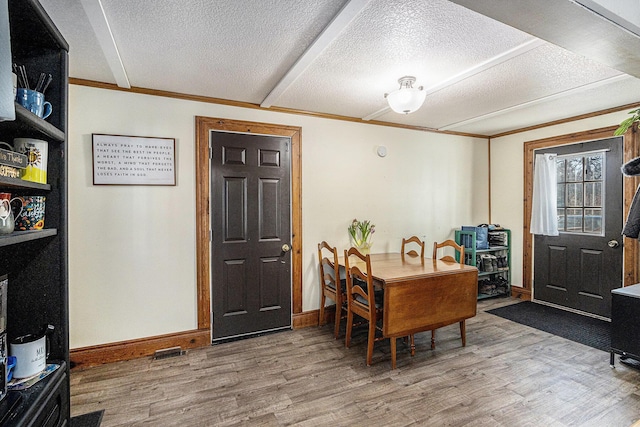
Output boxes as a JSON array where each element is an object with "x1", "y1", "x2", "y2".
[{"x1": 153, "y1": 346, "x2": 185, "y2": 360}]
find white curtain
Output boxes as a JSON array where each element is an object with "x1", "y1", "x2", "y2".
[{"x1": 530, "y1": 153, "x2": 559, "y2": 236}]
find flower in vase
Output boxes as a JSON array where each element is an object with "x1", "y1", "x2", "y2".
[{"x1": 348, "y1": 218, "x2": 375, "y2": 249}]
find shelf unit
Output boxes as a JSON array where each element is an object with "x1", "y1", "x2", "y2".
[
  {"x1": 0, "y1": 0, "x2": 69, "y2": 425},
  {"x1": 455, "y1": 229, "x2": 511, "y2": 300}
]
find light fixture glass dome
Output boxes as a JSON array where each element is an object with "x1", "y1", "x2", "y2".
[{"x1": 385, "y1": 76, "x2": 426, "y2": 114}]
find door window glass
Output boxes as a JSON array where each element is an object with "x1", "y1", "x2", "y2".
[{"x1": 556, "y1": 152, "x2": 604, "y2": 235}]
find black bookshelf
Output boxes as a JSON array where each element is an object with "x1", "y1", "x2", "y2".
[{"x1": 0, "y1": 1, "x2": 69, "y2": 425}]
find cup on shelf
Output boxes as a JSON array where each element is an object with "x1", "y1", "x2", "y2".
[
  {"x1": 0, "y1": 193, "x2": 23, "y2": 235},
  {"x1": 0, "y1": 195, "x2": 12, "y2": 235},
  {"x1": 6, "y1": 356, "x2": 16, "y2": 382},
  {"x1": 13, "y1": 138, "x2": 48, "y2": 184},
  {"x1": 10, "y1": 325, "x2": 53, "y2": 379},
  {"x1": 15, "y1": 88, "x2": 52, "y2": 119},
  {"x1": 13, "y1": 195, "x2": 45, "y2": 231}
]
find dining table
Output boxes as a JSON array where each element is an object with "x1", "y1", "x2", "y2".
[{"x1": 338, "y1": 252, "x2": 479, "y2": 367}]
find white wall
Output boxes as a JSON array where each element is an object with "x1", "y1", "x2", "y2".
[
  {"x1": 490, "y1": 109, "x2": 632, "y2": 289},
  {"x1": 68, "y1": 84, "x2": 489, "y2": 349}
]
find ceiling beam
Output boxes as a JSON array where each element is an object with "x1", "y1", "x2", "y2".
[
  {"x1": 80, "y1": 0, "x2": 130, "y2": 88},
  {"x1": 449, "y1": 0, "x2": 640, "y2": 79},
  {"x1": 362, "y1": 38, "x2": 546, "y2": 121},
  {"x1": 576, "y1": 0, "x2": 640, "y2": 37},
  {"x1": 260, "y1": 0, "x2": 371, "y2": 108},
  {"x1": 425, "y1": 39, "x2": 546, "y2": 96},
  {"x1": 438, "y1": 74, "x2": 632, "y2": 131},
  {"x1": 362, "y1": 106, "x2": 391, "y2": 122}
]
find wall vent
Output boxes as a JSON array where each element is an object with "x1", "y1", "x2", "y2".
[{"x1": 153, "y1": 346, "x2": 185, "y2": 360}]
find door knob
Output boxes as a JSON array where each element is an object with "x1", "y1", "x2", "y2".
[
  {"x1": 608, "y1": 239, "x2": 620, "y2": 248},
  {"x1": 282, "y1": 243, "x2": 291, "y2": 252}
]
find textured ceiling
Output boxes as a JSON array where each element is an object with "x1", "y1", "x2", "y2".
[{"x1": 38, "y1": 0, "x2": 640, "y2": 137}]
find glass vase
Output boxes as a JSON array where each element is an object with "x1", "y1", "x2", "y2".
[{"x1": 356, "y1": 241, "x2": 373, "y2": 254}]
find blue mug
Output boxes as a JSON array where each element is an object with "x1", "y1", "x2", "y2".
[
  {"x1": 15, "y1": 88, "x2": 52, "y2": 119},
  {"x1": 6, "y1": 356, "x2": 15, "y2": 381}
]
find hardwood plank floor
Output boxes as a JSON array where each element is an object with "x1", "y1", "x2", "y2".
[{"x1": 70, "y1": 298, "x2": 640, "y2": 426}]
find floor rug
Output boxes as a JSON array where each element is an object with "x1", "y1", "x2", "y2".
[
  {"x1": 70, "y1": 410, "x2": 104, "y2": 427},
  {"x1": 486, "y1": 301, "x2": 610, "y2": 352}
]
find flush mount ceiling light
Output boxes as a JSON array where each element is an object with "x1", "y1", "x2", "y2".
[{"x1": 385, "y1": 76, "x2": 426, "y2": 114}]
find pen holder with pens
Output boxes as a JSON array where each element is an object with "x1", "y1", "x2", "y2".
[{"x1": 13, "y1": 65, "x2": 53, "y2": 119}]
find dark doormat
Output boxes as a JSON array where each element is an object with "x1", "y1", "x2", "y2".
[
  {"x1": 486, "y1": 301, "x2": 610, "y2": 352},
  {"x1": 70, "y1": 410, "x2": 104, "y2": 427}
]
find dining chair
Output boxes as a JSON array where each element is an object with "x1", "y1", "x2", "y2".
[
  {"x1": 345, "y1": 247, "x2": 408, "y2": 368},
  {"x1": 401, "y1": 235, "x2": 425, "y2": 258},
  {"x1": 431, "y1": 239, "x2": 467, "y2": 349},
  {"x1": 318, "y1": 241, "x2": 346, "y2": 339},
  {"x1": 399, "y1": 236, "x2": 425, "y2": 353},
  {"x1": 433, "y1": 239, "x2": 465, "y2": 265}
]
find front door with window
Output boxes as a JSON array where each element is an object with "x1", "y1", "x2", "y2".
[{"x1": 534, "y1": 137, "x2": 623, "y2": 318}]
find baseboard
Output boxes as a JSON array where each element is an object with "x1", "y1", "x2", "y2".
[
  {"x1": 511, "y1": 286, "x2": 532, "y2": 300},
  {"x1": 72, "y1": 309, "x2": 336, "y2": 368},
  {"x1": 70, "y1": 328, "x2": 211, "y2": 370},
  {"x1": 292, "y1": 306, "x2": 337, "y2": 328}
]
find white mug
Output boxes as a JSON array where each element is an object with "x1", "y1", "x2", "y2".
[
  {"x1": 10, "y1": 325, "x2": 53, "y2": 379},
  {"x1": 10, "y1": 336, "x2": 46, "y2": 379}
]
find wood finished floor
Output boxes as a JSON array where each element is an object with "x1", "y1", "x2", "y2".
[{"x1": 70, "y1": 298, "x2": 640, "y2": 426}]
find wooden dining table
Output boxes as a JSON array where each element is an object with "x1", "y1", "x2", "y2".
[{"x1": 338, "y1": 252, "x2": 479, "y2": 366}]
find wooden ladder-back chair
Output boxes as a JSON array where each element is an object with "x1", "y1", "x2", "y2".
[
  {"x1": 431, "y1": 239, "x2": 468, "y2": 349},
  {"x1": 344, "y1": 247, "x2": 388, "y2": 366},
  {"x1": 401, "y1": 235, "x2": 425, "y2": 258},
  {"x1": 398, "y1": 236, "x2": 425, "y2": 353},
  {"x1": 318, "y1": 241, "x2": 346, "y2": 339},
  {"x1": 433, "y1": 239, "x2": 465, "y2": 265}
]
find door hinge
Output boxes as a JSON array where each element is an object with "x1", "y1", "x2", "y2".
[
  {"x1": 208, "y1": 146, "x2": 212, "y2": 159},
  {"x1": 209, "y1": 230, "x2": 212, "y2": 241},
  {"x1": 285, "y1": 142, "x2": 289, "y2": 152}
]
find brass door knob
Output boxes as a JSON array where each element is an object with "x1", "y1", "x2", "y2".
[
  {"x1": 282, "y1": 243, "x2": 291, "y2": 252},
  {"x1": 608, "y1": 240, "x2": 620, "y2": 248}
]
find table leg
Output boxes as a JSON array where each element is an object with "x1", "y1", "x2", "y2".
[{"x1": 390, "y1": 337, "x2": 397, "y2": 369}]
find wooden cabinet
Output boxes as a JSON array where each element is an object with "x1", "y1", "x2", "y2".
[
  {"x1": 455, "y1": 228, "x2": 511, "y2": 299},
  {"x1": 0, "y1": 0, "x2": 69, "y2": 425}
]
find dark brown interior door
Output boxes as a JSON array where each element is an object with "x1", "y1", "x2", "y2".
[
  {"x1": 534, "y1": 137, "x2": 623, "y2": 318},
  {"x1": 211, "y1": 131, "x2": 292, "y2": 340}
]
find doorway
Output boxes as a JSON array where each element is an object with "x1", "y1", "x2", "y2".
[
  {"x1": 522, "y1": 125, "x2": 639, "y2": 315},
  {"x1": 210, "y1": 131, "x2": 292, "y2": 339},
  {"x1": 533, "y1": 137, "x2": 622, "y2": 318},
  {"x1": 195, "y1": 117, "x2": 302, "y2": 341}
]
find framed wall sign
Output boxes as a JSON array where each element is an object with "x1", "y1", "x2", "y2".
[{"x1": 92, "y1": 134, "x2": 176, "y2": 185}]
